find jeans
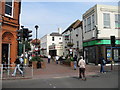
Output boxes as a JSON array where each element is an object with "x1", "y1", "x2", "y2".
[
  {"x1": 48, "y1": 58, "x2": 50, "y2": 63},
  {"x1": 12, "y1": 64, "x2": 23, "y2": 76},
  {"x1": 100, "y1": 64, "x2": 105, "y2": 73},
  {"x1": 74, "y1": 61, "x2": 77, "y2": 69},
  {"x1": 79, "y1": 68, "x2": 86, "y2": 79}
]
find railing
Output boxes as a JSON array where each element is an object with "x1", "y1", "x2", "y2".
[{"x1": 2, "y1": 64, "x2": 33, "y2": 80}]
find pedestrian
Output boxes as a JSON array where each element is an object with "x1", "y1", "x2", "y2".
[
  {"x1": 99, "y1": 54, "x2": 106, "y2": 73},
  {"x1": 59, "y1": 56, "x2": 63, "y2": 64},
  {"x1": 48, "y1": 55, "x2": 51, "y2": 63},
  {"x1": 78, "y1": 56, "x2": 86, "y2": 80},
  {"x1": 12, "y1": 56, "x2": 24, "y2": 77},
  {"x1": 55, "y1": 55, "x2": 59, "y2": 64},
  {"x1": 73, "y1": 55, "x2": 77, "y2": 70},
  {"x1": 19, "y1": 55, "x2": 24, "y2": 71}
]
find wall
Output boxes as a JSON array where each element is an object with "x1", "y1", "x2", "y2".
[
  {"x1": 83, "y1": 4, "x2": 119, "y2": 41},
  {"x1": 1, "y1": 1, "x2": 21, "y2": 64}
]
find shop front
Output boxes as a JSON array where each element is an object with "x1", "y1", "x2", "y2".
[{"x1": 83, "y1": 39, "x2": 120, "y2": 65}]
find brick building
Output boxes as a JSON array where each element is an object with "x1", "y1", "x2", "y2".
[{"x1": 0, "y1": 0, "x2": 21, "y2": 65}]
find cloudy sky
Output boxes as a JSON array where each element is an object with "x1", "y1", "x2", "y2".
[{"x1": 20, "y1": 1, "x2": 119, "y2": 39}]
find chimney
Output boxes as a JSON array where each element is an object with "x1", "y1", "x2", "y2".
[{"x1": 58, "y1": 28, "x2": 62, "y2": 34}]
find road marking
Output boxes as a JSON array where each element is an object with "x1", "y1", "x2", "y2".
[
  {"x1": 53, "y1": 76, "x2": 71, "y2": 79},
  {"x1": 49, "y1": 83, "x2": 52, "y2": 86},
  {"x1": 53, "y1": 86, "x2": 56, "y2": 88}
]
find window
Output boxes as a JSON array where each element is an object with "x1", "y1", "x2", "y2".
[
  {"x1": 5, "y1": 0, "x2": 13, "y2": 16},
  {"x1": 77, "y1": 41, "x2": 79, "y2": 48},
  {"x1": 115, "y1": 14, "x2": 120, "y2": 29},
  {"x1": 87, "y1": 16, "x2": 91, "y2": 31},
  {"x1": 92, "y1": 14, "x2": 95, "y2": 29},
  {"x1": 103, "y1": 13, "x2": 110, "y2": 28},
  {"x1": 52, "y1": 37, "x2": 54, "y2": 41},
  {"x1": 84, "y1": 19, "x2": 86, "y2": 32}
]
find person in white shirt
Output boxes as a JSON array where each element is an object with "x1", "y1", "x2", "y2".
[
  {"x1": 55, "y1": 55, "x2": 59, "y2": 64},
  {"x1": 48, "y1": 55, "x2": 51, "y2": 63},
  {"x1": 78, "y1": 56, "x2": 86, "y2": 80}
]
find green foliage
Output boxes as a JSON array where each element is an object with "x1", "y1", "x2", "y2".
[
  {"x1": 67, "y1": 42, "x2": 74, "y2": 47},
  {"x1": 31, "y1": 56, "x2": 43, "y2": 62},
  {"x1": 70, "y1": 56, "x2": 74, "y2": 61},
  {"x1": 25, "y1": 41, "x2": 31, "y2": 51}
]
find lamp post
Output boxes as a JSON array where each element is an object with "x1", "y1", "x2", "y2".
[{"x1": 35, "y1": 25, "x2": 39, "y2": 56}]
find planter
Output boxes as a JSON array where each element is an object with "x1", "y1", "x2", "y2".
[
  {"x1": 32, "y1": 61, "x2": 45, "y2": 69},
  {"x1": 41, "y1": 62, "x2": 46, "y2": 68},
  {"x1": 70, "y1": 61, "x2": 74, "y2": 68},
  {"x1": 32, "y1": 61, "x2": 38, "y2": 69},
  {"x1": 67, "y1": 42, "x2": 74, "y2": 47}
]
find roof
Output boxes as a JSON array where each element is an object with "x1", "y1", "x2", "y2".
[
  {"x1": 62, "y1": 19, "x2": 82, "y2": 34},
  {"x1": 50, "y1": 32, "x2": 62, "y2": 36}
]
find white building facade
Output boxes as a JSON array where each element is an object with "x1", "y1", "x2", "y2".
[
  {"x1": 62, "y1": 20, "x2": 83, "y2": 58},
  {"x1": 82, "y1": 4, "x2": 120, "y2": 65},
  {"x1": 40, "y1": 29, "x2": 63, "y2": 57}
]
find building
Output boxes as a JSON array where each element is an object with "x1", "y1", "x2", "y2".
[
  {"x1": 0, "y1": 0, "x2": 21, "y2": 64},
  {"x1": 40, "y1": 28, "x2": 63, "y2": 57},
  {"x1": 82, "y1": 4, "x2": 120, "y2": 65},
  {"x1": 62, "y1": 20, "x2": 83, "y2": 58}
]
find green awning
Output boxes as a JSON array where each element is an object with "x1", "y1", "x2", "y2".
[{"x1": 83, "y1": 40, "x2": 120, "y2": 47}]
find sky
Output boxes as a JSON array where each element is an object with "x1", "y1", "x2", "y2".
[{"x1": 20, "y1": 1, "x2": 119, "y2": 39}]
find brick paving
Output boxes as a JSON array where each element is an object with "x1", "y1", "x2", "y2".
[
  {"x1": 32, "y1": 58, "x2": 119, "y2": 79},
  {"x1": 2, "y1": 58, "x2": 119, "y2": 80}
]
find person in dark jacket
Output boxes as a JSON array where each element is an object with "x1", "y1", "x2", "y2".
[
  {"x1": 99, "y1": 54, "x2": 106, "y2": 73},
  {"x1": 12, "y1": 57, "x2": 24, "y2": 76},
  {"x1": 73, "y1": 55, "x2": 77, "y2": 70}
]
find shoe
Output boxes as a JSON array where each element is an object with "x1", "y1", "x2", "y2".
[
  {"x1": 12, "y1": 74, "x2": 15, "y2": 77},
  {"x1": 22, "y1": 74, "x2": 24, "y2": 77},
  {"x1": 82, "y1": 78, "x2": 86, "y2": 81}
]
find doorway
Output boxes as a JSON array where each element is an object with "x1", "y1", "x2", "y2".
[{"x1": 2, "y1": 44, "x2": 9, "y2": 69}]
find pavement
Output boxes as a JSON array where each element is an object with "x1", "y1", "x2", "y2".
[
  {"x1": 2, "y1": 58, "x2": 120, "y2": 80},
  {"x1": 33, "y1": 58, "x2": 119, "y2": 79}
]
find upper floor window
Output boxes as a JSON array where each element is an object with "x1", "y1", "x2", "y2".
[
  {"x1": 59, "y1": 38, "x2": 61, "y2": 40},
  {"x1": 5, "y1": 0, "x2": 13, "y2": 17},
  {"x1": 115, "y1": 14, "x2": 120, "y2": 29},
  {"x1": 87, "y1": 16, "x2": 91, "y2": 31},
  {"x1": 91, "y1": 14, "x2": 95, "y2": 29},
  {"x1": 84, "y1": 19, "x2": 86, "y2": 32},
  {"x1": 77, "y1": 41, "x2": 79, "y2": 48},
  {"x1": 103, "y1": 13, "x2": 110, "y2": 28},
  {"x1": 52, "y1": 37, "x2": 54, "y2": 41}
]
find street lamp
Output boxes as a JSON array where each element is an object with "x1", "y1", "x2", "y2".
[{"x1": 35, "y1": 25, "x2": 39, "y2": 55}]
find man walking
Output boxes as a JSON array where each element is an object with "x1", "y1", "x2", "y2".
[
  {"x1": 55, "y1": 55, "x2": 59, "y2": 64},
  {"x1": 78, "y1": 56, "x2": 86, "y2": 80},
  {"x1": 99, "y1": 54, "x2": 106, "y2": 73},
  {"x1": 48, "y1": 55, "x2": 51, "y2": 64},
  {"x1": 12, "y1": 56, "x2": 24, "y2": 77}
]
